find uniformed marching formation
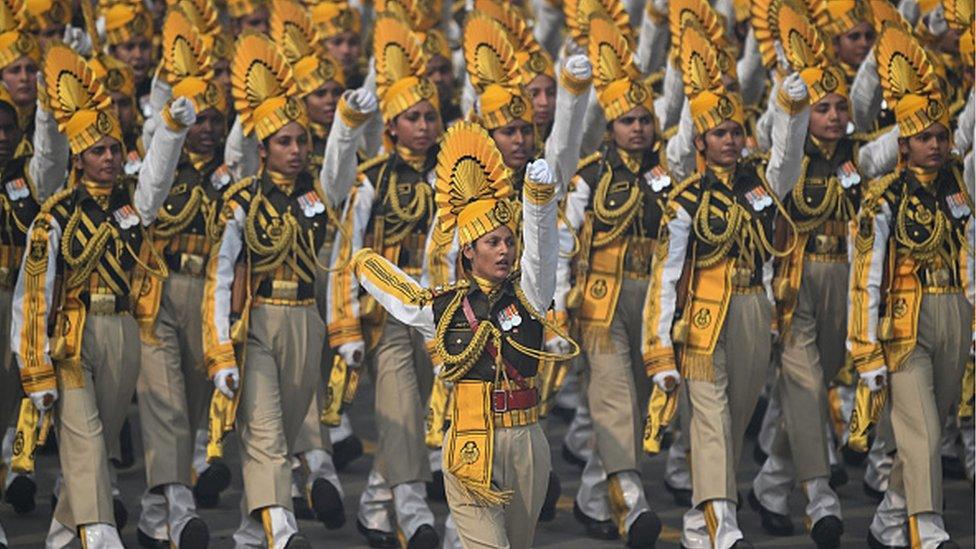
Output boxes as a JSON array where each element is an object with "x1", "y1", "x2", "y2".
[{"x1": 0, "y1": 0, "x2": 972, "y2": 547}]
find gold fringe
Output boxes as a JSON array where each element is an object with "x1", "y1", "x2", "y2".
[{"x1": 681, "y1": 350, "x2": 715, "y2": 382}]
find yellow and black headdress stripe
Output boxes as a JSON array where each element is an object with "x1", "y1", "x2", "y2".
[
  {"x1": 434, "y1": 121, "x2": 514, "y2": 246},
  {"x1": 162, "y1": 7, "x2": 226, "y2": 115},
  {"x1": 176, "y1": 0, "x2": 231, "y2": 61},
  {"x1": 231, "y1": 33, "x2": 307, "y2": 140},
  {"x1": 823, "y1": 0, "x2": 869, "y2": 37},
  {"x1": 90, "y1": 53, "x2": 136, "y2": 99},
  {"x1": 376, "y1": 0, "x2": 441, "y2": 31},
  {"x1": 44, "y1": 44, "x2": 122, "y2": 154},
  {"x1": 680, "y1": 19, "x2": 745, "y2": 134},
  {"x1": 669, "y1": 0, "x2": 737, "y2": 79},
  {"x1": 226, "y1": 0, "x2": 266, "y2": 19},
  {"x1": 588, "y1": 14, "x2": 653, "y2": 121},
  {"x1": 777, "y1": 0, "x2": 848, "y2": 105},
  {"x1": 475, "y1": 0, "x2": 555, "y2": 85},
  {"x1": 18, "y1": 0, "x2": 71, "y2": 33},
  {"x1": 374, "y1": 14, "x2": 439, "y2": 122},
  {"x1": 564, "y1": 0, "x2": 632, "y2": 50},
  {"x1": 100, "y1": 0, "x2": 153, "y2": 45},
  {"x1": 0, "y1": 0, "x2": 39, "y2": 69},
  {"x1": 876, "y1": 22, "x2": 948, "y2": 137},
  {"x1": 463, "y1": 13, "x2": 531, "y2": 129},
  {"x1": 272, "y1": 0, "x2": 344, "y2": 96},
  {"x1": 308, "y1": 0, "x2": 361, "y2": 39}
]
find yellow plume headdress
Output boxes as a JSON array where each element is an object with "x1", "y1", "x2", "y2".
[
  {"x1": 308, "y1": 0, "x2": 361, "y2": 39},
  {"x1": 669, "y1": 0, "x2": 738, "y2": 79},
  {"x1": 876, "y1": 22, "x2": 948, "y2": 137},
  {"x1": 376, "y1": 0, "x2": 441, "y2": 31},
  {"x1": 435, "y1": 121, "x2": 514, "y2": 247},
  {"x1": 588, "y1": 14, "x2": 653, "y2": 121},
  {"x1": 0, "y1": 0, "x2": 39, "y2": 70},
  {"x1": 374, "y1": 14, "x2": 439, "y2": 122},
  {"x1": 226, "y1": 0, "x2": 266, "y2": 19},
  {"x1": 564, "y1": 0, "x2": 631, "y2": 50},
  {"x1": 18, "y1": 0, "x2": 71, "y2": 32},
  {"x1": 44, "y1": 44, "x2": 122, "y2": 154},
  {"x1": 176, "y1": 0, "x2": 231, "y2": 60},
  {"x1": 272, "y1": 0, "x2": 344, "y2": 96},
  {"x1": 162, "y1": 8, "x2": 226, "y2": 115},
  {"x1": 101, "y1": 0, "x2": 153, "y2": 45},
  {"x1": 680, "y1": 20, "x2": 745, "y2": 134},
  {"x1": 944, "y1": 0, "x2": 975, "y2": 33},
  {"x1": 231, "y1": 33, "x2": 307, "y2": 140},
  {"x1": 463, "y1": 13, "x2": 532, "y2": 129},
  {"x1": 823, "y1": 0, "x2": 870, "y2": 37},
  {"x1": 475, "y1": 0, "x2": 554, "y2": 84},
  {"x1": 90, "y1": 53, "x2": 136, "y2": 99},
  {"x1": 777, "y1": 0, "x2": 848, "y2": 105},
  {"x1": 869, "y1": 0, "x2": 912, "y2": 33}
]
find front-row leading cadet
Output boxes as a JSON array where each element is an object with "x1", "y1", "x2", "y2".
[
  {"x1": 640, "y1": 22, "x2": 807, "y2": 549},
  {"x1": 11, "y1": 45, "x2": 193, "y2": 548},
  {"x1": 202, "y1": 33, "x2": 347, "y2": 548},
  {"x1": 343, "y1": 121, "x2": 577, "y2": 549},
  {"x1": 848, "y1": 23, "x2": 974, "y2": 549}
]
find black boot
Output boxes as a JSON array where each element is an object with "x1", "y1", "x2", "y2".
[
  {"x1": 573, "y1": 501, "x2": 618, "y2": 540},
  {"x1": 425, "y1": 470, "x2": 446, "y2": 502},
  {"x1": 178, "y1": 517, "x2": 210, "y2": 549},
  {"x1": 310, "y1": 478, "x2": 345, "y2": 529},
  {"x1": 406, "y1": 524, "x2": 439, "y2": 549},
  {"x1": 4, "y1": 475, "x2": 36, "y2": 514},
  {"x1": 193, "y1": 460, "x2": 231, "y2": 509},
  {"x1": 283, "y1": 534, "x2": 311, "y2": 549},
  {"x1": 747, "y1": 489, "x2": 793, "y2": 536},
  {"x1": 332, "y1": 435, "x2": 364, "y2": 471},
  {"x1": 626, "y1": 510, "x2": 661, "y2": 548},
  {"x1": 113, "y1": 498, "x2": 128, "y2": 530},
  {"x1": 810, "y1": 515, "x2": 843, "y2": 548},
  {"x1": 356, "y1": 519, "x2": 398, "y2": 548},
  {"x1": 538, "y1": 472, "x2": 560, "y2": 522}
]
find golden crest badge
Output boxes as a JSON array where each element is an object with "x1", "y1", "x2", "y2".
[
  {"x1": 416, "y1": 78, "x2": 435, "y2": 99},
  {"x1": 528, "y1": 52, "x2": 547, "y2": 74},
  {"x1": 926, "y1": 99, "x2": 944, "y2": 121},
  {"x1": 627, "y1": 82, "x2": 648, "y2": 105},
  {"x1": 284, "y1": 97, "x2": 301, "y2": 120},
  {"x1": 14, "y1": 33, "x2": 34, "y2": 54},
  {"x1": 492, "y1": 199, "x2": 512, "y2": 224},
  {"x1": 106, "y1": 68, "x2": 125, "y2": 92},
  {"x1": 508, "y1": 95, "x2": 526, "y2": 117},
  {"x1": 96, "y1": 111, "x2": 114, "y2": 135},
  {"x1": 717, "y1": 96, "x2": 735, "y2": 119},
  {"x1": 821, "y1": 70, "x2": 838, "y2": 92},
  {"x1": 460, "y1": 441, "x2": 480, "y2": 464}
]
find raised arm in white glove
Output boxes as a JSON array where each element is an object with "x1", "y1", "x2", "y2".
[
  {"x1": 563, "y1": 54, "x2": 592, "y2": 81},
  {"x1": 860, "y1": 366, "x2": 888, "y2": 392},
  {"x1": 62, "y1": 27, "x2": 92, "y2": 56},
  {"x1": 526, "y1": 158, "x2": 555, "y2": 185},
  {"x1": 338, "y1": 341, "x2": 366, "y2": 369},
  {"x1": 168, "y1": 96, "x2": 197, "y2": 127},
  {"x1": 214, "y1": 367, "x2": 240, "y2": 399},
  {"x1": 782, "y1": 72, "x2": 809, "y2": 103},
  {"x1": 926, "y1": 4, "x2": 949, "y2": 37},
  {"x1": 344, "y1": 87, "x2": 378, "y2": 114}
]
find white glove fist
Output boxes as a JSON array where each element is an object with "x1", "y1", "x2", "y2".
[
  {"x1": 927, "y1": 5, "x2": 948, "y2": 37},
  {"x1": 63, "y1": 26, "x2": 92, "y2": 56},
  {"x1": 526, "y1": 159, "x2": 554, "y2": 185},
  {"x1": 652, "y1": 370, "x2": 681, "y2": 392},
  {"x1": 564, "y1": 54, "x2": 592, "y2": 81},
  {"x1": 860, "y1": 366, "x2": 888, "y2": 392},
  {"x1": 544, "y1": 336, "x2": 572, "y2": 355},
  {"x1": 562, "y1": 37, "x2": 586, "y2": 58},
  {"x1": 29, "y1": 389, "x2": 57, "y2": 412},
  {"x1": 338, "y1": 341, "x2": 366, "y2": 368},
  {"x1": 214, "y1": 367, "x2": 240, "y2": 399},
  {"x1": 783, "y1": 72, "x2": 809, "y2": 102},
  {"x1": 345, "y1": 88, "x2": 378, "y2": 114},
  {"x1": 169, "y1": 97, "x2": 197, "y2": 127}
]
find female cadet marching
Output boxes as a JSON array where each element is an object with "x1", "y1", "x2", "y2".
[
  {"x1": 344, "y1": 120, "x2": 574, "y2": 549},
  {"x1": 327, "y1": 14, "x2": 443, "y2": 547},
  {"x1": 640, "y1": 19, "x2": 807, "y2": 547},
  {"x1": 555, "y1": 14, "x2": 667, "y2": 548},
  {"x1": 848, "y1": 23, "x2": 974, "y2": 549},
  {"x1": 11, "y1": 44, "x2": 194, "y2": 547},
  {"x1": 132, "y1": 8, "x2": 229, "y2": 547}
]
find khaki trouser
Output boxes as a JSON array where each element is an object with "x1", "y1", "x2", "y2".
[
  {"x1": 584, "y1": 277, "x2": 651, "y2": 475},
  {"x1": 368, "y1": 316, "x2": 433, "y2": 486},
  {"x1": 54, "y1": 314, "x2": 141, "y2": 528},
  {"x1": 888, "y1": 292, "x2": 971, "y2": 516},
  {"x1": 292, "y1": 385, "x2": 335, "y2": 456},
  {"x1": 237, "y1": 304, "x2": 324, "y2": 514},
  {"x1": 445, "y1": 423, "x2": 551, "y2": 549},
  {"x1": 688, "y1": 292, "x2": 772, "y2": 505},
  {"x1": 0, "y1": 287, "x2": 22, "y2": 432},
  {"x1": 137, "y1": 274, "x2": 211, "y2": 489},
  {"x1": 770, "y1": 259, "x2": 848, "y2": 481}
]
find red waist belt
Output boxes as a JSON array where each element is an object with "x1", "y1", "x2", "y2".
[{"x1": 492, "y1": 387, "x2": 538, "y2": 413}]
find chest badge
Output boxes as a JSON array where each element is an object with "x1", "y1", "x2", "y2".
[
  {"x1": 946, "y1": 192, "x2": 971, "y2": 219},
  {"x1": 5, "y1": 178, "x2": 28, "y2": 201},
  {"x1": 744, "y1": 185, "x2": 773, "y2": 212},
  {"x1": 113, "y1": 204, "x2": 140, "y2": 229},
  {"x1": 298, "y1": 191, "x2": 325, "y2": 218},
  {"x1": 837, "y1": 162, "x2": 861, "y2": 189},
  {"x1": 211, "y1": 165, "x2": 231, "y2": 190},
  {"x1": 643, "y1": 166, "x2": 671, "y2": 193},
  {"x1": 497, "y1": 304, "x2": 522, "y2": 332},
  {"x1": 124, "y1": 151, "x2": 142, "y2": 176}
]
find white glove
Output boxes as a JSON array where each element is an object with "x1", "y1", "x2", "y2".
[
  {"x1": 29, "y1": 389, "x2": 57, "y2": 412},
  {"x1": 214, "y1": 367, "x2": 240, "y2": 399},
  {"x1": 652, "y1": 370, "x2": 681, "y2": 392},
  {"x1": 168, "y1": 97, "x2": 197, "y2": 128},
  {"x1": 338, "y1": 341, "x2": 366, "y2": 368},
  {"x1": 62, "y1": 26, "x2": 92, "y2": 56},
  {"x1": 783, "y1": 72, "x2": 809, "y2": 103},
  {"x1": 544, "y1": 336, "x2": 572, "y2": 355},
  {"x1": 563, "y1": 54, "x2": 592, "y2": 81},
  {"x1": 561, "y1": 37, "x2": 586, "y2": 58},
  {"x1": 526, "y1": 159, "x2": 554, "y2": 185},
  {"x1": 860, "y1": 366, "x2": 888, "y2": 392},
  {"x1": 344, "y1": 88, "x2": 378, "y2": 114},
  {"x1": 927, "y1": 5, "x2": 948, "y2": 37}
]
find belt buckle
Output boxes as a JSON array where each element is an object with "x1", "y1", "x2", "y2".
[
  {"x1": 928, "y1": 268, "x2": 951, "y2": 287},
  {"x1": 492, "y1": 389, "x2": 509, "y2": 413},
  {"x1": 814, "y1": 235, "x2": 838, "y2": 255},
  {"x1": 89, "y1": 293, "x2": 116, "y2": 314},
  {"x1": 271, "y1": 280, "x2": 299, "y2": 300},
  {"x1": 180, "y1": 253, "x2": 205, "y2": 276}
]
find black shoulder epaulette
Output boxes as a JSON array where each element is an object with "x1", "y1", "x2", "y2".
[
  {"x1": 39, "y1": 186, "x2": 73, "y2": 214},
  {"x1": 865, "y1": 172, "x2": 900, "y2": 207},
  {"x1": 222, "y1": 176, "x2": 255, "y2": 203},
  {"x1": 357, "y1": 153, "x2": 389, "y2": 175},
  {"x1": 576, "y1": 151, "x2": 602, "y2": 171},
  {"x1": 430, "y1": 278, "x2": 470, "y2": 298},
  {"x1": 669, "y1": 172, "x2": 702, "y2": 203}
]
